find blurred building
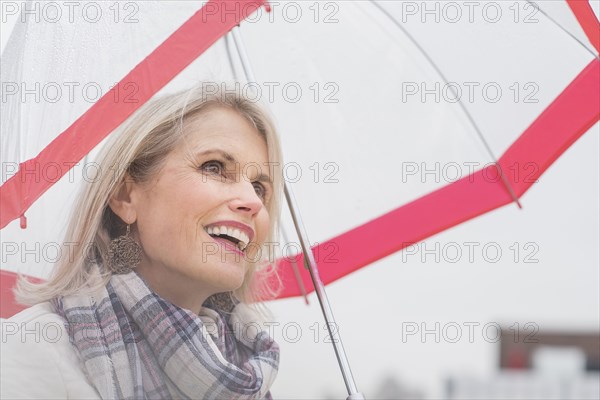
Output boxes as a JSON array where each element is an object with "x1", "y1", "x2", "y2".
[{"x1": 446, "y1": 329, "x2": 600, "y2": 399}]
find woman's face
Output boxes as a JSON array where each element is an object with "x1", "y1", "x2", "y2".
[{"x1": 121, "y1": 106, "x2": 272, "y2": 312}]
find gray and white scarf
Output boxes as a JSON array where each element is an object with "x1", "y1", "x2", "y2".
[{"x1": 50, "y1": 266, "x2": 279, "y2": 399}]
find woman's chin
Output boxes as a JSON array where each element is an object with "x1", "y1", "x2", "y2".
[{"x1": 209, "y1": 266, "x2": 247, "y2": 292}]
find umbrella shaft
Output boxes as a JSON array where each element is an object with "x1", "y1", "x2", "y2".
[{"x1": 284, "y1": 185, "x2": 363, "y2": 398}]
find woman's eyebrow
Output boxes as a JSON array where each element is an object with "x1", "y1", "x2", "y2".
[
  {"x1": 195, "y1": 149, "x2": 236, "y2": 163},
  {"x1": 196, "y1": 148, "x2": 273, "y2": 184}
]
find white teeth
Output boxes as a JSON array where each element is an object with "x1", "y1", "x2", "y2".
[
  {"x1": 233, "y1": 229, "x2": 247, "y2": 251},
  {"x1": 233, "y1": 229, "x2": 241, "y2": 240},
  {"x1": 205, "y1": 225, "x2": 250, "y2": 251}
]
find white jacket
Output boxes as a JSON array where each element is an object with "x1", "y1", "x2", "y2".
[{"x1": 0, "y1": 302, "x2": 101, "y2": 399}]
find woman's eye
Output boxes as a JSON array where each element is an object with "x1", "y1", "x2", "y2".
[
  {"x1": 253, "y1": 182, "x2": 268, "y2": 202},
  {"x1": 201, "y1": 160, "x2": 225, "y2": 175}
]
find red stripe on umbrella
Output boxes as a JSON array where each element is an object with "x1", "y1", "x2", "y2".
[{"x1": 567, "y1": 0, "x2": 600, "y2": 53}]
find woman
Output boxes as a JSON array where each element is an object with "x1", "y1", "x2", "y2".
[{"x1": 1, "y1": 84, "x2": 284, "y2": 399}]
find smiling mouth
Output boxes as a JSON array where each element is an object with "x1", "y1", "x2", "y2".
[{"x1": 204, "y1": 226, "x2": 249, "y2": 252}]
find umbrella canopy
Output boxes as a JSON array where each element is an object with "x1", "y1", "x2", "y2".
[
  {"x1": 1, "y1": 1, "x2": 599, "y2": 398},
  {"x1": 1, "y1": 0, "x2": 598, "y2": 311}
]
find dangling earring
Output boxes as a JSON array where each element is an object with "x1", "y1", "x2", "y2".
[{"x1": 108, "y1": 224, "x2": 142, "y2": 274}]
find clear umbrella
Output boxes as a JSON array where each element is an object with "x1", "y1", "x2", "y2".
[{"x1": 1, "y1": 0, "x2": 598, "y2": 397}]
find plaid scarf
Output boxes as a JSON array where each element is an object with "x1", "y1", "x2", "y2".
[{"x1": 50, "y1": 267, "x2": 279, "y2": 399}]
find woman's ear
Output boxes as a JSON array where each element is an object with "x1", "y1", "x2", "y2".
[{"x1": 108, "y1": 173, "x2": 138, "y2": 225}]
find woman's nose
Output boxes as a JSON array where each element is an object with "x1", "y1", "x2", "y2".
[{"x1": 228, "y1": 182, "x2": 263, "y2": 215}]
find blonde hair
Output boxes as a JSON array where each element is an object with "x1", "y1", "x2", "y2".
[{"x1": 14, "y1": 84, "x2": 284, "y2": 314}]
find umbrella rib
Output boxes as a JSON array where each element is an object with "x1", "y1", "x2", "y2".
[
  {"x1": 281, "y1": 228, "x2": 310, "y2": 305},
  {"x1": 367, "y1": 0, "x2": 523, "y2": 209},
  {"x1": 224, "y1": 34, "x2": 240, "y2": 78},
  {"x1": 526, "y1": 0, "x2": 600, "y2": 60}
]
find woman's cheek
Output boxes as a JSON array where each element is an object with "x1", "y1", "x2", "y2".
[{"x1": 258, "y1": 212, "x2": 270, "y2": 244}]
